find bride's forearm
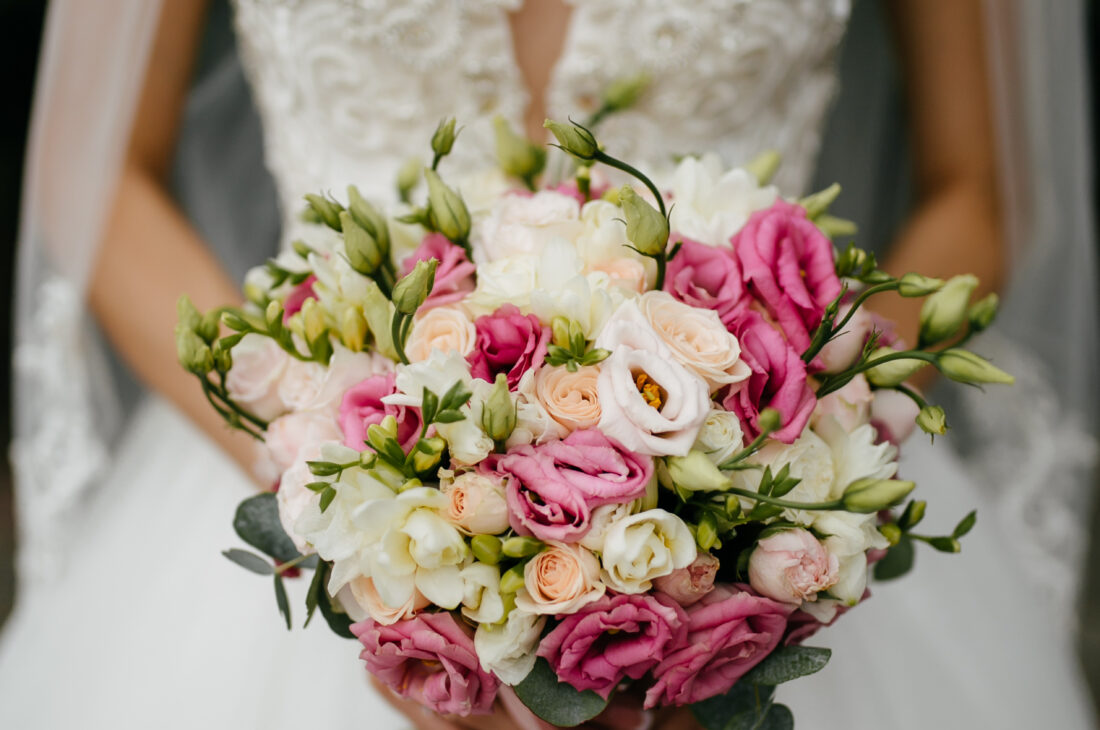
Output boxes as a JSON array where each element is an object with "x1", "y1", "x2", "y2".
[{"x1": 90, "y1": 163, "x2": 262, "y2": 478}]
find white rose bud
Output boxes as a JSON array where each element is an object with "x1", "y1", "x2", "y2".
[{"x1": 600, "y1": 509, "x2": 696, "y2": 593}]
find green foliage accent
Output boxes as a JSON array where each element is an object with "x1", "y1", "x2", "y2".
[
  {"x1": 222, "y1": 548, "x2": 274, "y2": 575},
  {"x1": 874, "y1": 536, "x2": 915, "y2": 581},
  {"x1": 741, "y1": 646, "x2": 831, "y2": 687},
  {"x1": 953, "y1": 510, "x2": 977, "y2": 539},
  {"x1": 232, "y1": 493, "x2": 302, "y2": 563},
  {"x1": 692, "y1": 682, "x2": 776, "y2": 730},
  {"x1": 513, "y1": 658, "x2": 609, "y2": 727},
  {"x1": 304, "y1": 560, "x2": 325, "y2": 628},
  {"x1": 314, "y1": 563, "x2": 355, "y2": 639},
  {"x1": 274, "y1": 574, "x2": 291, "y2": 630}
]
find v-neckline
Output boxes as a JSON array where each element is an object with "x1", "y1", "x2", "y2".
[{"x1": 503, "y1": 0, "x2": 576, "y2": 140}]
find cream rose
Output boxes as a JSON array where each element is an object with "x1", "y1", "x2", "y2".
[
  {"x1": 471, "y1": 190, "x2": 583, "y2": 263},
  {"x1": 599, "y1": 509, "x2": 697, "y2": 594},
  {"x1": 474, "y1": 609, "x2": 546, "y2": 685},
  {"x1": 226, "y1": 333, "x2": 289, "y2": 421},
  {"x1": 515, "y1": 542, "x2": 605, "y2": 615},
  {"x1": 535, "y1": 364, "x2": 603, "y2": 431},
  {"x1": 440, "y1": 471, "x2": 511, "y2": 535},
  {"x1": 406, "y1": 304, "x2": 476, "y2": 363},
  {"x1": 693, "y1": 408, "x2": 746, "y2": 465}
]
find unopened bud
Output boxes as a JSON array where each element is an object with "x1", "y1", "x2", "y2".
[
  {"x1": 937, "y1": 349, "x2": 1014, "y2": 385},
  {"x1": 431, "y1": 117, "x2": 459, "y2": 160},
  {"x1": 176, "y1": 295, "x2": 202, "y2": 332},
  {"x1": 842, "y1": 478, "x2": 916, "y2": 513},
  {"x1": 501, "y1": 536, "x2": 543, "y2": 559},
  {"x1": 799, "y1": 183, "x2": 841, "y2": 220},
  {"x1": 618, "y1": 186, "x2": 669, "y2": 257},
  {"x1": 551, "y1": 317, "x2": 572, "y2": 349},
  {"x1": 340, "y1": 212, "x2": 383, "y2": 275},
  {"x1": 695, "y1": 512, "x2": 719, "y2": 551},
  {"x1": 424, "y1": 169, "x2": 471, "y2": 243},
  {"x1": 834, "y1": 244, "x2": 872, "y2": 279},
  {"x1": 303, "y1": 193, "x2": 344, "y2": 230},
  {"x1": 392, "y1": 258, "x2": 438, "y2": 315},
  {"x1": 968, "y1": 293, "x2": 999, "y2": 332},
  {"x1": 341, "y1": 307, "x2": 368, "y2": 352},
  {"x1": 265, "y1": 300, "x2": 284, "y2": 331},
  {"x1": 878, "y1": 523, "x2": 903, "y2": 546},
  {"x1": 757, "y1": 407, "x2": 783, "y2": 435},
  {"x1": 220, "y1": 310, "x2": 251, "y2": 333},
  {"x1": 916, "y1": 405, "x2": 947, "y2": 436},
  {"x1": 470, "y1": 535, "x2": 503, "y2": 566},
  {"x1": 499, "y1": 563, "x2": 527, "y2": 594},
  {"x1": 176, "y1": 327, "x2": 213, "y2": 374},
  {"x1": 197, "y1": 310, "x2": 221, "y2": 344},
  {"x1": 493, "y1": 116, "x2": 546, "y2": 182},
  {"x1": 292, "y1": 240, "x2": 313, "y2": 259},
  {"x1": 897, "y1": 272, "x2": 945, "y2": 298},
  {"x1": 544, "y1": 118, "x2": 599, "y2": 160},
  {"x1": 815, "y1": 214, "x2": 858, "y2": 239},
  {"x1": 864, "y1": 347, "x2": 928, "y2": 387},
  {"x1": 396, "y1": 157, "x2": 422, "y2": 203},
  {"x1": 412, "y1": 436, "x2": 446, "y2": 474},
  {"x1": 743, "y1": 149, "x2": 781, "y2": 186},
  {"x1": 301, "y1": 298, "x2": 326, "y2": 343},
  {"x1": 919, "y1": 274, "x2": 978, "y2": 345},
  {"x1": 667, "y1": 450, "x2": 731, "y2": 492},
  {"x1": 481, "y1": 373, "x2": 517, "y2": 443},
  {"x1": 601, "y1": 73, "x2": 650, "y2": 112}
]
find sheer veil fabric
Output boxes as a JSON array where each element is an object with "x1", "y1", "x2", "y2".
[{"x1": 5, "y1": 0, "x2": 1098, "y2": 727}]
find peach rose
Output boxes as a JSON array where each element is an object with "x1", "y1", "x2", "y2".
[
  {"x1": 534, "y1": 365, "x2": 603, "y2": 431},
  {"x1": 346, "y1": 576, "x2": 431, "y2": 626},
  {"x1": 440, "y1": 471, "x2": 511, "y2": 535},
  {"x1": 515, "y1": 542, "x2": 605, "y2": 615},
  {"x1": 406, "y1": 304, "x2": 477, "y2": 363},
  {"x1": 590, "y1": 257, "x2": 648, "y2": 293},
  {"x1": 639, "y1": 291, "x2": 751, "y2": 392}
]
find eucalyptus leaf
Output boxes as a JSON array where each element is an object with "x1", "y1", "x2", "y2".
[
  {"x1": 874, "y1": 536, "x2": 915, "y2": 581},
  {"x1": 757, "y1": 703, "x2": 794, "y2": 730},
  {"x1": 222, "y1": 548, "x2": 274, "y2": 575},
  {"x1": 692, "y1": 682, "x2": 775, "y2": 730},
  {"x1": 304, "y1": 562, "x2": 324, "y2": 628},
  {"x1": 274, "y1": 573, "x2": 292, "y2": 630},
  {"x1": 233, "y1": 493, "x2": 302, "y2": 563},
  {"x1": 953, "y1": 510, "x2": 977, "y2": 539},
  {"x1": 315, "y1": 564, "x2": 355, "y2": 639},
  {"x1": 741, "y1": 645, "x2": 831, "y2": 687},
  {"x1": 513, "y1": 658, "x2": 609, "y2": 727}
]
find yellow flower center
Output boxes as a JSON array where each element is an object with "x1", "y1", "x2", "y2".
[{"x1": 635, "y1": 372, "x2": 666, "y2": 410}]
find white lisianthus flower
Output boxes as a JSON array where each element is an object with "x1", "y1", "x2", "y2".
[
  {"x1": 578, "y1": 502, "x2": 635, "y2": 553},
  {"x1": 667, "y1": 154, "x2": 777, "y2": 246},
  {"x1": 595, "y1": 301, "x2": 710, "y2": 456},
  {"x1": 465, "y1": 254, "x2": 538, "y2": 314},
  {"x1": 599, "y1": 509, "x2": 696, "y2": 593},
  {"x1": 474, "y1": 609, "x2": 546, "y2": 685},
  {"x1": 529, "y1": 238, "x2": 624, "y2": 340},
  {"x1": 460, "y1": 562, "x2": 506, "y2": 625},
  {"x1": 471, "y1": 190, "x2": 583, "y2": 263},
  {"x1": 693, "y1": 409, "x2": 745, "y2": 465}
]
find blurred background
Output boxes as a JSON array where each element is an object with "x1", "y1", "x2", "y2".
[{"x1": 1, "y1": 0, "x2": 1098, "y2": 715}]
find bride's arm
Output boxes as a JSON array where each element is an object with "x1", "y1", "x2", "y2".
[
  {"x1": 88, "y1": 0, "x2": 261, "y2": 475},
  {"x1": 873, "y1": 0, "x2": 1003, "y2": 348}
]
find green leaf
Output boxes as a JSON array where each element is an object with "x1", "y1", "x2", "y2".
[
  {"x1": 316, "y1": 564, "x2": 355, "y2": 639},
  {"x1": 742, "y1": 645, "x2": 831, "y2": 687},
  {"x1": 692, "y1": 682, "x2": 775, "y2": 730},
  {"x1": 274, "y1": 573, "x2": 292, "y2": 630},
  {"x1": 307, "y1": 460, "x2": 342, "y2": 477},
  {"x1": 873, "y1": 536, "x2": 915, "y2": 581},
  {"x1": 513, "y1": 658, "x2": 609, "y2": 727},
  {"x1": 304, "y1": 561, "x2": 324, "y2": 627},
  {"x1": 439, "y1": 381, "x2": 472, "y2": 412},
  {"x1": 319, "y1": 486, "x2": 337, "y2": 513},
  {"x1": 222, "y1": 548, "x2": 274, "y2": 575},
  {"x1": 953, "y1": 509, "x2": 977, "y2": 539},
  {"x1": 233, "y1": 493, "x2": 303, "y2": 563},
  {"x1": 305, "y1": 480, "x2": 330, "y2": 493},
  {"x1": 757, "y1": 703, "x2": 794, "y2": 730},
  {"x1": 928, "y1": 536, "x2": 961, "y2": 553},
  {"x1": 770, "y1": 476, "x2": 801, "y2": 499},
  {"x1": 421, "y1": 387, "x2": 439, "y2": 425},
  {"x1": 434, "y1": 409, "x2": 466, "y2": 424}
]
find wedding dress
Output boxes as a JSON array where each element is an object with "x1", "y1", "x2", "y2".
[{"x1": 2, "y1": 1, "x2": 1096, "y2": 728}]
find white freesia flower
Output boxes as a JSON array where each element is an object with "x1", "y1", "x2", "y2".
[
  {"x1": 600, "y1": 509, "x2": 696, "y2": 593},
  {"x1": 474, "y1": 609, "x2": 546, "y2": 685},
  {"x1": 471, "y1": 190, "x2": 583, "y2": 263},
  {"x1": 460, "y1": 562, "x2": 506, "y2": 625},
  {"x1": 667, "y1": 154, "x2": 777, "y2": 246},
  {"x1": 693, "y1": 409, "x2": 745, "y2": 465}
]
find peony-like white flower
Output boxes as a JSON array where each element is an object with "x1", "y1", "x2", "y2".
[
  {"x1": 465, "y1": 254, "x2": 539, "y2": 314},
  {"x1": 594, "y1": 301, "x2": 710, "y2": 456},
  {"x1": 599, "y1": 509, "x2": 696, "y2": 593},
  {"x1": 638, "y1": 291, "x2": 751, "y2": 391},
  {"x1": 474, "y1": 609, "x2": 546, "y2": 685},
  {"x1": 730, "y1": 429, "x2": 836, "y2": 525},
  {"x1": 471, "y1": 190, "x2": 583, "y2": 263},
  {"x1": 226, "y1": 333, "x2": 290, "y2": 422},
  {"x1": 578, "y1": 502, "x2": 634, "y2": 553},
  {"x1": 667, "y1": 154, "x2": 777, "y2": 246},
  {"x1": 264, "y1": 410, "x2": 343, "y2": 473},
  {"x1": 693, "y1": 409, "x2": 745, "y2": 465},
  {"x1": 277, "y1": 345, "x2": 392, "y2": 414},
  {"x1": 460, "y1": 562, "x2": 506, "y2": 625},
  {"x1": 811, "y1": 374, "x2": 874, "y2": 432},
  {"x1": 528, "y1": 238, "x2": 624, "y2": 340},
  {"x1": 406, "y1": 304, "x2": 476, "y2": 363}
]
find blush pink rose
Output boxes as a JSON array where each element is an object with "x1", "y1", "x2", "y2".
[
  {"x1": 264, "y1": 410, "x2": 343, "y2": 472},
  {"x1": 653, "y1": 552, "x2": 719, "y2": 607},
  {"x1": 352, "y1": 612, "x2": 499, "y2": 717},
  {"x1": 401, "y1": 233, "x2": 476, "y2": 310},
  {"x1": 663, "y1": 238, "x2": 750, "y2": 328},
  {"x1": 467, "y1": 304, "x2": 551, "y2": 390},
  {"x1": 748, "y1": 528, "x2": 839, "y2": 604},
  {"x1": 870, "y1": 388, "x2": 919, "y2": 446},
  {"x1": 282, "y1": 274, "x2": 317, "y2": 321},
  {"x1": 498, "y1": 430, "x2": 654, "y2": 542},
  {"x1": 734, "y1": 200, "x2": 842, "y2": 352},
  {"x1": 538, "y1": 593, "x2": 688, "y2": 699},
  {"x1": 722, "y1": 311, "x2": 815, "y2": 444},
  {"x1": 339, "y1": 373, "x2": 422, "y2": 452},
  {"x1": 645, "y1": 584, "x2": 792, "y2": 708}
]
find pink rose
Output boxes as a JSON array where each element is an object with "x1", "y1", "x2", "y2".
[
  {"x1": 498, "y1": 430, "x2": 654, "y2": 542},
  {"x1": 748, "y1": 528, "x2": 839, "y2": 604},
  {"x1": 339, "y1": 373, "x2": 422, "y2": 452},
  {"x1": 645, "y1": 585, "x2": 792, "y2": 708},
  {"x1": 653, "y1": 552, "x2": 719, "y2": 607},
  {"x1": 870, "y1": 388, "x2": 919, "y2": 446},
  {"x1": 282, "y1": 274, "x2": 317, "y2": 321},
  {"x1": 663, "y1": 238, "x2": 749, "y2": 328},
  {"x1": 734, "y1": 200, "x2": 841, "y2": 352},
  {"x1": 539, "y1": 593, "x2": 688, "y2": 699},
  {"x1": 722, "y1": 312, "x2": 815, "y2": 444},
  {"x1": 467, "y1": 304, "x2": 551, "y2": 389},
  {"x1": 352, "y1": 612, "x2": 499, "y2": 717},
  {"x1": 401, "y1": 233, "x2": 476, "y2": 310}
]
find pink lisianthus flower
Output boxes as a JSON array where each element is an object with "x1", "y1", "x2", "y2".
[
  {"x1": 748, "y1": 528, "x2": 839, "y2": 605},
  {"x1": 467, "y1": 304, "x2": 551, "y2": 389},
  {"x1": 401, "y1": 233, "x2": 476, "y2": 310},
  {"x1": 645, "y1": 584, "x2": 792, "y2": 708},
  {"x1": 282, "y1": 274, "x2": 317, "y2": 321},
  {"x1": 538, "y1": 593, "x2": 688, "y2": 699},
  {"x1": 497, "y1": 429, "x2": 653, "y2": 542},
  {"x1": 663, "y1": 238, "x2": 750, "y2": 328},
  {"x1": 722, "y1": 311, "x2": 815, "y2": 444},
  {"x1": 339, "y1": 373, "x2": 422, "y2": 452},
  {"x1": 734, "y1": 200, "x2": 842, "y2": 352},
  {"x1": 352, "y1": 613, "x2": 499, "y2": 717},
  {"x1": 653, "y1": 552, "x2": 720, "y2": 607}
]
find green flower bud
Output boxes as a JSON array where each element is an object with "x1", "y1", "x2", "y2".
[
  {"x1": 499, "y1": 562, "x2": 527, "y2": 594},
  {"x1": 841, "y1": 478, "x2": 916, "y2": 513},
  {"x1": 814, "y1": 214, "x2": 858, "y2": 239},
  {"x1": 618, "y1": 186, "x2": 669, "y2": 257},
  {"x1": 392, "y1": 258, "x2": 438, "y2": 315},
  {"x1": 303, "y1": 193, "x2": 344, "y2": 230},
  {"x1": 743, "y1": 149, "x2": 781, "y2": 186},
  {"x1": 176, "y1": 327, "x2": 213, "y2": 375},
  {"x1": 220, "y1": 310, "x2": 252, "y2": 333},
  {"x1": 493, "y1": 115, "x2": 547, "y2": 183},
  {"x1": 757, "y1": 407, "x2": 783, "y2": 435},
  {"x1": 601, "y1": 72, "x2": 650, "y2": 112},
  {"x1": 412, "y1": 436, "x2": 446, "y2": 475},
  {"x1": 864, "y1": 347, "x2": 928, "y2": 388},
  {"x1": 481, "y1": 373, "x2": 517, "y2": 444},
  {"x1": 667, "y1": 450, "x2": 731, "y2": 492},
  {"x1": 292, "y1": 240, "x2": 313, "y2": 259},
  {"x1": 362, "y1": 281, "x2": 397, "y2": 359},
  {"x1": 900, "y1": 499, "x2": 927, "y2": 530},
  {"x1": 897, "y1": 272, "x2": 946, "y2": 298},
  {"x1": 340, "y1": 212, "x2": 383, "y2": 276},
  {"x1": 212, "y1": 340, "x2": 233, "y2": 374},
  {"x1": 798, "y1": 183, "x2": 841, "y2": 220},
  {"x1": 395, "y1": 156, "x2": 422, "y2": 203},
  {"x1": 470, "y1": 535, "x2": 503, "y2": 566},
  {"x1": 551, "y1": 316, "x2": 572, "y2": 349},
  {"x1": 301, "y1": 298, "x2": 326, "y2": 344},
  {"x1": 543, "y1": 118, "x2": 599, "y2": 160},
  {"x1": 176, "y1": 295, "x2": 202, "y2": 333},
  {"x1": 968, "y1": 293, "x2": 999, "y2": 332},
  {"x1": 695, "y1": 512, "x2": 719, "y2": 551},
  {"x1": 265, "y1": 300, "x2": 284, "y2": 331},
  {"x1": 431, "y1": 117, "x2": 459, "y2": 160},
  {"x1": 424, "y1": 169, "x2": 471, "y2": 243},
  {"x1": 916, "y1": 405, "x2": 948, "y2": 436},
  {"x1": 919, "y1": 274, "x2": 979, "y2": 345},
  {"x1": 341, "y1": 307, "x2": 368, "y2": 352},
  {"x1": 197, "y1": 309, "x2": 221, "y2": 344},
  {"x1": 937, "y1": 349, "x2": 1015, "y2": 385},
  {"x1": 501, "y1": 536, "x2": 543, "y2": 559},
  {"x1": 834, "y1": 244, "x2": 872, "y2": 279},
  {"x1": 878, "y1": 523, "x2": 903, "y2": 546}
]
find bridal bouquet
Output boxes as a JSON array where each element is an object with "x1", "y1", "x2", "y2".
[{"x1": 177, "y1": 115, "x2": 1010, "y2": 727}]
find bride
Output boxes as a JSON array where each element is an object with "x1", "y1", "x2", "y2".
[{"x1": 2, "y1": 0, "x2": 1096, "y2": 728}]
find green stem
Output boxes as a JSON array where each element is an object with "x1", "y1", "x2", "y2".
[
  {"x1": 802, "y1": 281, "x2": 898, "y2": 364},
  {"x1": 893, "y1": 384, "x2": 928, "y2": 410},
  {"x1": 586, "y1": 105, "x2": 611, "y2": 129},
  {"x1": 216, "y1": 372, "x2": 269, "y2": 430},
  {"x1": 391, "y1": 313, "x2": 410, "y2": 365},
  {"x1": 202, "y1": 380, "x2": 264, "y2": 441},
  {"x1": 724, "y1": 486, "x2": 844, "y2": 512},
  {"x1": 654, "y1": 255, "x2": 667, "y2": 291},
  {"x1": 274, "y1": 552, "x2": 313, "y2": 575},
  {"x1": 718, "y1": 428, "x2": 775, "y2": 471},
  {"x1": 593, "y1": 150, "x2": 666, "y2": 218},
  {"x1": 816, "y1": 350, "x2": 938, "y2": 398}
]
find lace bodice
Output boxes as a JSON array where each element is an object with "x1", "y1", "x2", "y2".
[{"x1": 232, "y1": 0, "x2": 850, "y2": 230}]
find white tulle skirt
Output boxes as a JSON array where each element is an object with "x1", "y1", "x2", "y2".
[{"x1": 0, "y1": 397, "x2": 1094, "y2": 729}]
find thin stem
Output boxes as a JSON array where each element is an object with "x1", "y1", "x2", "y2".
[
  {"x1": 893, "y1": 384, "x2": 928, "y2": 410},
  {"x1": 391, "y1": 313, "x2": 410, "y2": 365},
  {"x1": 718, "y1": 428, "x2": 775, "y2": 471},
  {"x1": 724, "y1": 486, "x2": 844, "y2": 512},
  {"x1": 593, "y1": 150, "x2": 666, "y2": 218},
  {"x1": 202, "y1": 380, "x2": 264, "y2": 441},
  {"x1": 274, "y1": 552, "x2": 313, "y2": 575},
  {"x1": 654, "y1": 255, "x2": 667, "y2": 291},
  {"x1": 816, "y1": 350, "x2": 938, "y2": 398},
  {"x1": 802, "y1": 281, "x2": 898, "y2": 364},
  {"x1": 215, "y1": 372, "x2": 269, "y2": 430}
]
